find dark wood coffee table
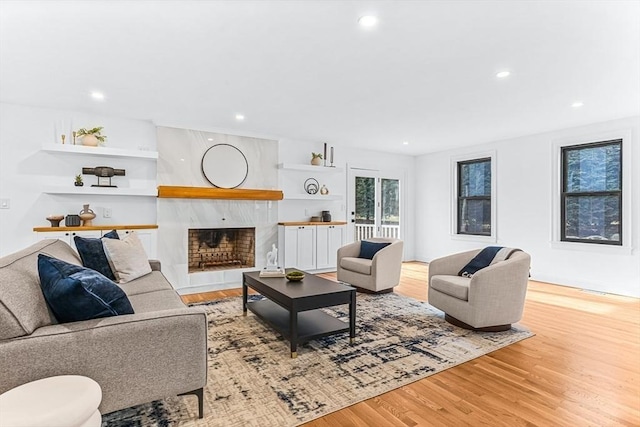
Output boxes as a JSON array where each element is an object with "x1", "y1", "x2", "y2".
[{"x1": 242, "y1": 270, "x2": 356, "y2": 358}]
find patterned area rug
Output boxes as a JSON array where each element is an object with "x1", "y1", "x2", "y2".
[{"x1": 102, "y1": 293, "x2": 533, "y2": 426}]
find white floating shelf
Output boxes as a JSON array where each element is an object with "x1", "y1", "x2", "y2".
[
  {"x1": 43, "y1": 187, "x2": 158, "y2": 197},
  {"x1": 278, "y1": 163, "x2": 343, "y2": 173},
  {"x1": 42, "y1": 144, "x2": 158, "y2": 159},
  {"x1": 283, "y1": 194, "x2": 343, "y2": 201}
]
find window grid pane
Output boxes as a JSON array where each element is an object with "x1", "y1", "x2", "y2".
[
  {"x1": 458, "y1": 158, "x2": 491, "y2": 236},
  {"x1": 561, "y1": 139, "x2": 622, "y2": 246}
]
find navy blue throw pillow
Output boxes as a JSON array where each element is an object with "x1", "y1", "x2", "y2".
[
  {"x1": 37, "y1": 254, "x2": 134, "y2": 323},
  {"x1": 74, "y1": 230, "x2": 119, "y2": 280},
  {"x1": 358, "y1": 241, "x2": 391, "y2": 260}
]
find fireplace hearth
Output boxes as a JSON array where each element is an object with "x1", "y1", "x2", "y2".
[{"x1": 188, "y1": 228, "x2": 255, "y2": 273}]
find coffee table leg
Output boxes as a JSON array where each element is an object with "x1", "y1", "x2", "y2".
[
  {"x1": 242, "y1": 282, "x2": 248, "y2": 316},
  {"x1": 349, "y1": 290, "x2": 356, "y2": 344},
  {"x1": 290, "y1": 309, "x2": 298, "y2": 358}
]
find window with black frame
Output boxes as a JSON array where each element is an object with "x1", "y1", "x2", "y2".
[
  {"x1": 561, "y1": 139, "x2": 622, "y2": 245},
  {"x1": 457, "y1": 158, "x2": 491, "y2": 236}
]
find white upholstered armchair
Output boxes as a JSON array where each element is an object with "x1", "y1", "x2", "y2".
[
  {"x1": 428, "y1": 249, "x2": 531, "y2": 331},
  {"x1": 337, "y1": 238, "x2": 404, "y2": 293}
]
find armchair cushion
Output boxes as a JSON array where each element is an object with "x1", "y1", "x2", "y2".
[
  {"x1": 340, "y1": 257, "x2": 372, "y2": 275},
  {"x1": 358, "y1": 241, "x2": 391, "y2": 260},
  {"x1": 430, "y1": 275, "x2": 470, "y2": 301},
  {"x1": 74, "y1": 229, "x2": 119, "y2": 280},
  {"x1": 37, "y1": 254, "x2": 134, "y2": 323}
]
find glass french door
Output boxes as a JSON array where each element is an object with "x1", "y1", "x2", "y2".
[{"x1": 349, "y1": 169, "x2": 401, "y2": 241}]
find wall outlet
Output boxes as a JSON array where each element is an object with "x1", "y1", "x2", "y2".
[
  {"x1": 103, "y1": 207, "x2": 112, "y2": 218},
  {"x1": 0, "y1": 199, "x2": 9, "y2": 209}
]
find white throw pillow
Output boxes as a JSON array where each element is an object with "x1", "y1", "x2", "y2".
[{"x1": 102, "y1": 232, "x2": 152, "y2": 283}]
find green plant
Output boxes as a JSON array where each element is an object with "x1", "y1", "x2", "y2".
[
  {"x1": 311, "y1": 152, "x2": 323, "y2": 159},
  {"x1": 75, "y1": 174, "x2": 83, "y2": 184},
  {"x1": 76, "y1": 127, "x2": 107, "y2": 142}
]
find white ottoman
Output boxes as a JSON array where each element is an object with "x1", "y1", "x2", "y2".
[{"x1": 0, "y1": 375, "x2": 102, "y2": 427}]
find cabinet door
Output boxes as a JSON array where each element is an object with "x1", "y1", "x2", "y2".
[
  {"x1": 36, "y1": 232, "x2": 72, "y2": 245},
  {"x1": 316, "y1": 225, "x2": 345, "y2": 270},
  {"x1": 296, "y1": 226, "x2": 316, "y2": 271},
  {"x1": 112, "y1": 229, "x2": 157, "y2": 258},
  {"x1": 282, "y1": 227, "x2": 299, "y2": 268}
]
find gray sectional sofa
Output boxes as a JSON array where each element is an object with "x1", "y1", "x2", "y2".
[{"x1": 0, "y1": 239, "x2": 208, "y2": 416}]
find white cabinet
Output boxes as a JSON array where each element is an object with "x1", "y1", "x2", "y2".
[
  {"x1": 278, "y1": 224, "x2": 345, "y2": 271},
  {"x1": 35, "y1": 227, "x2": 158, "y2": 259},
  {"x1": 316, "y1": 225, "x2": 345, "y2": 270},
  {"x1": 280, "y1": 225, "x2": 317, "y2": 270},
  {"x1": 111, "y1": 229, "x2": 157, "y2": 259},
  {"x1": 37, "y1": 230, "x2": 102, "y2": 252}
]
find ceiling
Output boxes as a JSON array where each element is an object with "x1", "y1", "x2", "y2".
[{"x1": 1, "y1": 1, "x2": 638, "y2": 155}]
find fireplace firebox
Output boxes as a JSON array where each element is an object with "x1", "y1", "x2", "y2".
[{"x1": 188, "y1": 228, "x2": 255, "y2": 272}]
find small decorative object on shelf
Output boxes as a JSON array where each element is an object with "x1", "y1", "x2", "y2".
[
  {"x1": 330, "y1": 146, "x2": 334, "y2": 167},
  {"x1": 61, "y1": 134, "x2": 66, "y2": 145},
  {"x1": 286, "y1": 270, "x2": 305, "y2": 282},
  {"x1": 320, "y1": 185, "x2": 329, "y2": 195},
  {"x1": 65, "y1": 214, "x2": 81, "y2": 227},
  {"x1": 46, "y1": 215, "x2": 65, "y2": 227},
  {"x1": 304, "y1": 178, "x2": 319, "y2": 194},
  {"x1": 78, "y1": 204, "x2": 96, "y2": 226},
  {"x1": 322, "y1": 210, "x2": 332, "y2": 222},
  {"x1": 76, "y1": 127, "x2": 106, "y2": 147},
  {"x1": 310, "y1": 152, "x2": 323, "y2": 166},
  {"x1": 82, "y1": 166, "x2": 125, "y2": 187},
  {"x1": 74, "y1": 174, "x2": 84, "y2": 187},
  {"x1": 323, "y1": 142, "x2": 328, "y2": 166},
  {"x1": 72, "y1": 131, "x2": 77, "y2": 145}
]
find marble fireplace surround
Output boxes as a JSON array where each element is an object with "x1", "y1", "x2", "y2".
[{"x1": 156, "y1": 126, "x2": 279, "y2": 294}]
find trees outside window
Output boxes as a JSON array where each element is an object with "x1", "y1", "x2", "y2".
[
  {"x1": 457, "y1": 158, "x2": 491, "y2": 236},
  {"x1": 561, "y1": 139, "x2": 622, "y2": 245}
]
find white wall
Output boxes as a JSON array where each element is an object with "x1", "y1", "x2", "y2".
[
  {"x1": 278, "y1": 139, "x2": 416, "y2": 261},
  {"x1": 415, "y1": 116, "x2": 640, "y2": 297},
  {"x1": 0, "y1": 103, "x2": 157, "y2": 256}
]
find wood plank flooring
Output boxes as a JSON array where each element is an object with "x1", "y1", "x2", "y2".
[{"x1": 181, "y1": 262, "x2": 640, "y2": 426}]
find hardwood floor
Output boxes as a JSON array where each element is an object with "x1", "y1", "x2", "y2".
[{"x1": 181, "y1": 262, "x2": 640, "y2": 426}]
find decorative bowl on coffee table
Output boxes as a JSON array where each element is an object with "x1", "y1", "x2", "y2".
[{"x1": 286, "y1": 271, "x2": 305, "y2": 282}]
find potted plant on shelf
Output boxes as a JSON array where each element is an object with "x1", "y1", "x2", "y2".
[
  {"x1": 310, "y1": 152, "x2": 323, "y2": 166},
  {"x1": 74, "y1": 174, "x2": 84, "y2": 187},
  {"x1": 76, "y1": 127, "x2": 106, "y2": 147}
]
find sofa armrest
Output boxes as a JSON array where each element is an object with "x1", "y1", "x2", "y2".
[
  {"x1": 0, "y1": 307, "x2": 208, "y2": 414},
  {"x1": 148, "y1": 259, "x2": 161, "y2": 271},
  {"x1": 337, "y1": 241, "x2": 361, "y2": 260},
  {"x1": 469, "y1": 253, "x2": 531, "y2": 306},
  {"x1": 428, "y1": 249, "x2": 481, "y2": 281},
  {"x1": 371, "y1": 240, "x2": 404, "y2": 285}
]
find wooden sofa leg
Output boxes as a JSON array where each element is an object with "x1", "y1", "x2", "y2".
[
  {"x1": 444, "y1": 314, "x2": 511, "y2": 332},
  {"x1": 178, "y1": 387, "x2": 204, "y2": 418}
]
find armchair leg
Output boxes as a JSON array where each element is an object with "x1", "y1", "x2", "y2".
[
  {"x1": 178, "y1": 387, "x2": 204, "y2": 418},
  {"x1": 445, "y1": 314, "x2": 511, "y2": 332}
]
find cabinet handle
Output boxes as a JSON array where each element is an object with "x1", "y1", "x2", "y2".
[{"x1": 65, "y1": 233, "x2": 69, "y2": 236}]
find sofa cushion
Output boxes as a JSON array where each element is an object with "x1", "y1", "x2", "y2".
[
  {"x1": 127, "y1": 289, "x2": 185, "y2": 313},
  {"x1": 0, "y1": 240, "x2": 82, "y2": 339},
  {"x1": 74, "y1": 230, "x2": 119, "y2": 280},
  {"x1": 340, "y1": 257, "x2": 372, "y2": 275},
  {"x1": 37, "y1": 254, "x2": 134, "y2": 323},
  {"x1": 358, "y1": 241, "x2": 391, "y2": 260},
  {"x1": 118, "y1": 271, "x2": 174, "y2": 296},
  {"x1": 431, "y1": 275, "x2": 471, "y2": 301},
  {"x1": 102, "y1": 232, "x2": 152, "y2": 284}
]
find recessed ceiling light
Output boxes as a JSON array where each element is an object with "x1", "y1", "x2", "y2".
[
  {"x1": 403, "y1": 141, "x2": 409, "y2": 145},
  {"x1": 235, "y1": 114, "x2": 245, "y2": 121},
  {"x1": 180, "y1": 158, "x2": 185, "y2": 162},
  {"x1": 90, "y1": 91, "x2": 105, "y2": 100},
  {"x1": 358, "y1": 15, "x2": 378, "y2": 27},
  {"x1": 571, "y1": 101, "x2": 584, "y2": 108},
  {"x1": 207, "y1": 138, "x2": 213, "y2": 141},
  {"x1": 496, "y1": 71, "x2": 510, "y2": 79}
]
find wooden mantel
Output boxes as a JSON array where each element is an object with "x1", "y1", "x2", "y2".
[{"x1": 157, "y1": 185, "x2": 284, "y2": 201}]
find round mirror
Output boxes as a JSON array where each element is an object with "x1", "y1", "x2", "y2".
[{"x1": 201, "y1": 144, "x2": 248, "y2": 189}]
